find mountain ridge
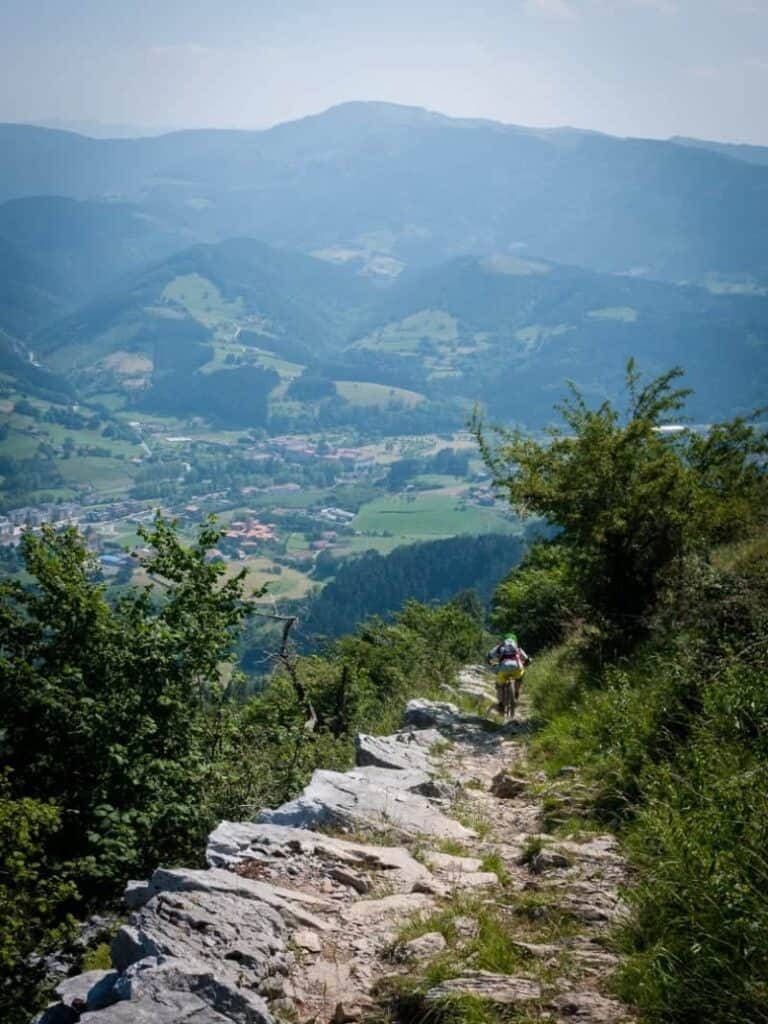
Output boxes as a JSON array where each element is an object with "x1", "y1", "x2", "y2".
[{"x1": 2, "y1": 102, "x2": 767, "y2": 283}]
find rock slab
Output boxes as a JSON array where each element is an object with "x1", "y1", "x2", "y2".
[{"x1": 257, "y1": 767, "x2": 472, "y2": 840}]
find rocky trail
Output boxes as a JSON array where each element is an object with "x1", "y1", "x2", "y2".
[{"x1": 41, "y1": 668, "x2": 634, "y2": 1024}]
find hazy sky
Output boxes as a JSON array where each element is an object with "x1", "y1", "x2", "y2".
[{"x1": 2, "y1": 0, "x2": 767, "y2": 143}]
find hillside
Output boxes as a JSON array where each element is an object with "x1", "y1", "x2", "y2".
[
  {"x1": 302, "y1": 532, "x2": 528, "y2": 642},
  {"x1": 0, "y1": 238, "x2": 65, "y2": 339},
  {"x1": 2, "y1": 104, "x2": 768, "y2": 283},
  {"x1": 29, "y1": 238, "x2": 375, "y2": 425},
  {"x1": 671, "y1": 135, "x2": 768, "y2": 167},
  {"x1": 345, "y1": 254, "x2": 768, "y2": 422},
  {"x1": 28, "y1": 239, "x2": 768, "y2": 428},
  {"x1": 0, "y1": 196, "x2": 191, "y2": 311},
  {"x1": 0, "y1": 329, "x2": 72, "y2": 402}
]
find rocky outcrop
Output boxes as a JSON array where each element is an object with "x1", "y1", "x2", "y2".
[
  {"x1": 353, "y1": 731, "x2": 434, "y2": 772},
  {"x1": 206, "y1": 821, "x2": 434, "y2": 889},
  {"x1": 256, "y1": 765, "x2": 468, "y2": 839},
  {"x1": 426, "y1": 971, "x2": 542, "y2": 1005},
  {"x1": 41, "y1": 693, "x2": 633, "y2": 1024}
]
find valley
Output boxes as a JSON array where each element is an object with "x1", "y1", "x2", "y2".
[
  {"x1": 1, "y1": 101, "x2": 767, "y2": 643},
  {"x1": 0, "y1": 112, "x2": 765, "y2": 630}
]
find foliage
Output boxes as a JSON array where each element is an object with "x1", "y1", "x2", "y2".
[
  {"x1": 485, "y1": 365, "x2": 768, "y2": 1022},
  {"x1": 475, "y1": 361, "x2": 767, "y2": 651},
  {"x1": 0, "y1": 779, "x2": 77, "y2": 1024},
  {"x1": 303, "y1": 532, "x2": 526, "y2": 641},
  {"x1": 0, "y1": 516, "x2": 263, "y2": 1011},
  {"x1": 521, "y1": 516, "x2": 768, "y2": 1023},
  {"x1": 286, "y1": 368, "x2": 337, "y2": 401},
  {"x1": 0, "y1": 516, "x2": 482, "y2": 1013},
  {"x1": 490, "y1": 542, "x2": 582, "y2": 652}
]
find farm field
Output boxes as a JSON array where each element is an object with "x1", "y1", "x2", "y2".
[
  {"x1": 352, "y1": 488, "x2": 519, "y2": 541},
  {"x1": 335, "y1": 381, "x2": 425, "y2": 407}
]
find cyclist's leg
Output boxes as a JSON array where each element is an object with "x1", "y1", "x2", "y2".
[
  {"x1": 494, "y1": 673, "x2": 504, "y2": 714},
  {"x1": 514, "y1": 667, "x2": 524, "y2": 702},
  {"x1": 500, "y1": 668, "x2": 514, "y2": 718}
]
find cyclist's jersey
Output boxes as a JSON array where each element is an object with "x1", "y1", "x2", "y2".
[{"x1": 489, "y1": 643, "x2": 529, "y2": 667}]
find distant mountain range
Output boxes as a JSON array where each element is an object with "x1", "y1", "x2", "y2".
[
  {"x1": 1, "y1": 102, "x2": 768, "y2": 284},
  {"x1": 670, "y1": 136, "x2": 768, "y2": 168},
  {"x1": 0, "y1": 102, "x2": 765, "y2": 428}
]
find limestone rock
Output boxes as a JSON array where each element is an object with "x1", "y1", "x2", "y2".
[
  {"x1": 490, "y1": 771, "x2": 527, "y2": 799},
  {"x1": 207, "y1": 821, "x2": 435, "y2": 889},
  {"x1": 556, "y1": 836, "x2": 622, "y2": 862},
  {"x1": 257, "y1": 768, "x2": 473, "y2": 840},
  {"x1": 345, "y1": 892, "x2": 435, "y2": 921},
  {"x1": 455, "y1": 667, "x2": 495, "y2": 700},
  {"x1": 529, "y1": 849, "x2": 571, "y2": 874},
  {"x1": 396, "y1": 727, "x2": 445, "y2": 749},
  {"x1": 111, "y1": 926, "x2": 145, "y2": 973},
  {"x1": 54, "y1": 970, "x2": 118, "y2": 1011},
  {"x1": 452, "y1": 915, "x2": 479, "y2": 939},
  {"x1": 410, "y1": 877, "x2": 449, "y2": 896},
  {"x1": 426, "y1": 972, "x2": 541, "y2": 1004},
  {"x1": 403, "y1": 699, "x2": 461, "y2": 729},
  {"x1": 124, "y1": 881, "x2": 153, "y2": 910},
  {"x1": 328, "y1": 866, "x2": 370, "y2": 894},
  {"x1": 511, "y1": 940, "x2": 562, "y2": 958},
  {"x1": 451, "y1": 870, "x2": 498, "y2": 889},
  {"x1": 561, "y1": 882, "x2": 628, "y2": 923},
  {"x1": 397, "y1": 931, "x2": 447, "y2": 961},
  {"x1": 293, "y1": 929, "x2": 322, "y2": 953},
  {"x1": 550, "y1": 990, "x2": 631, "y2": 1021},
  {"x1": 90, "y1": 867, "x2": 300, "y2": 1023},
  {"x1": 354, "y1": 732, "x2": 433, "y2": 773},
  {"x1": 403, "y1": 699, "x2": 499, "y2": 742},
  {"x1": 78, "y1": 991, "x2": 244, "y2": 1022},
  {"x1": 425, "y1": 851, "x2": 482, "y2": 873},
  {"x1": 148, "y1": 866, "x2": 333, "y2": 929},
  {"x1": 110, "y1": 957, "x2": 274, "y2": 1021}
]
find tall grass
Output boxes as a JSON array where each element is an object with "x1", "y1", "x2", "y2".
[{"x1": 520, "y1": 544, "x2": 768, "y2": 1023}]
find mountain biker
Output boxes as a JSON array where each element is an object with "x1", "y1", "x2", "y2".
[{"x1": 486, "y1": 634, "x2": 531, "y2": 712}]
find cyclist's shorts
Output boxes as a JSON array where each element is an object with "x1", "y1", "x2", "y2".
[{"x1": 497, "y1": 665, "x2": 524, "y2": 683}]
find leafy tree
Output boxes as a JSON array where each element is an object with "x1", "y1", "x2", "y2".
[
  {"x1": 0, "y1": 779, "x2": 76, "y2": 1024},
  {"x1": 286, "y1": 369, "x2": 337, "y2": 401},
  {"x1": 491, "y1": 543, "x2": 582, "y2": 652},
  {"x1": 475, "y1": 361, "x2": 767, "y2": 649},
  {"x1": 0, "y1": 517, "x2": 261, "y2": 893}
]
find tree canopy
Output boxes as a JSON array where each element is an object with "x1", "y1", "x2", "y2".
[{"x1": 474, "y1": 360, "x2": 767, "y2": 649}]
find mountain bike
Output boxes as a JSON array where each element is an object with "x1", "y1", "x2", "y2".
[{"x1": 495, "y1": 666, "x2": 523, "y2": 720}]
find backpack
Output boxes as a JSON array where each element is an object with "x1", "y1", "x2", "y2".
[{"x1": 497, "y1": 641, "x2": 522, "y2": 666}]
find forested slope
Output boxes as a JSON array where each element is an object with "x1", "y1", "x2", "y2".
[{"x1": 303, "y1": 532, "x2": 529, "y2": 641}]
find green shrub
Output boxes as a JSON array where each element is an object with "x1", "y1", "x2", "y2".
[
  {"x1": 491, "y1": 542, "x2": 582, "y2": 652},
  {"x1": 0, "y1": 781, "x2": 76, "y2": 1024}
]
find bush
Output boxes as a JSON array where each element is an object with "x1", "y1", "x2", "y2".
[
  {"x1": 0, "y1": 781, "x2": 76, "y2": 1023},
  {"x1": 476, "y1": 361, "x2": 767, "y2": 651},
  {"x1": 491, "y1": 543, "x2": 582, "y2": 652}
]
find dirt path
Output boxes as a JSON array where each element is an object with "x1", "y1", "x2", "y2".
[{"x1": 256, "y1": 666, "x2": 636, "y2": 1023}]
